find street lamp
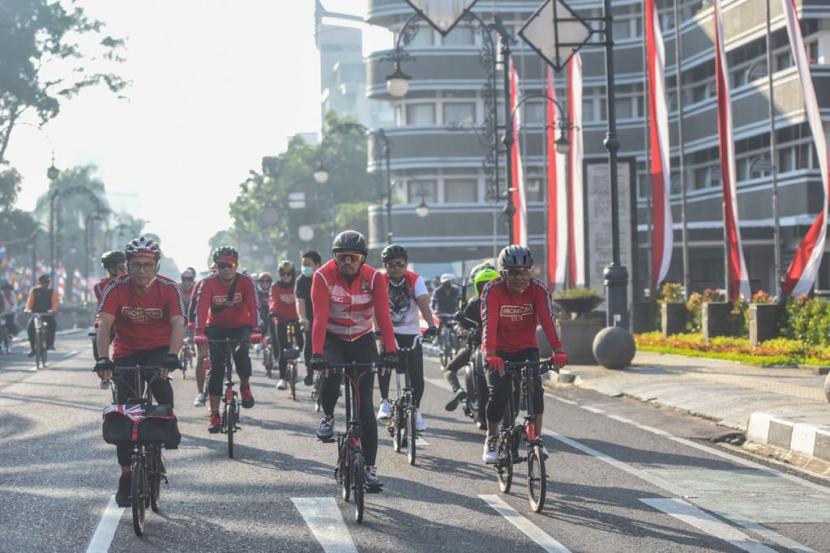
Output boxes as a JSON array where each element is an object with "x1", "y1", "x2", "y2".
[
  {"x1": 386, "y1": 67, "x2": 412, "y2": 99},
  {"x1": 313, "y1": 160, "x2": 330, "y2": 184},
  {"x1": 416, "y1": 198, "x2": 430, "y2": 218}
]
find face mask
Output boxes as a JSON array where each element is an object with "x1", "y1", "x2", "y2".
[{"x1": 302, "y1": 266, "x2": 314, "y2": 277}]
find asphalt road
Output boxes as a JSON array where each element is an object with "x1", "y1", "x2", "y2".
[{"x1": 1, "y1": 330, "x2": 828, "y2": 553}]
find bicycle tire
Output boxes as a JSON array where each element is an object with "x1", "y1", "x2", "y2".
[
  {"x1": 527, "y1": 444, "x2": 547, "y2": 513},
  {"x1": 289, "y1": 362, "x2": 296, "y2": 401},
  {"x1": 340, "y1": 436, "x2": 351, "y2": 502},
  {"x1": 351, "y1": 450, "x2": 365, "y2": 523},
  {"x1": 149, "y1": 446, "x2": 163, "y2": 513},
  {"x1": 225, "y1": 402, "x2": 234, "y2": 459},
  {"x1": 406, "y1": 408, "x2": 417, "y2": 465},
  {"x1": 393, "y1": 408, "x2": 403, "y2": 453},
  {"x1": 131, "y1": 459, "x2": 146, "y2": 536},
  {"x1": 497, "y1": 436, "x2": 513, "y2": 494},
  {"x1": 265, "y1": 347, "x2": 273, "y2": 379}
]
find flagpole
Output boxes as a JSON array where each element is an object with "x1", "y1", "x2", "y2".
[
  {"x1": 766, "y1": 0, "x2": 782, "y2": 298},
  {"x1": 673, "y1": 0, "x2": 690, "y2": 297},
  {"x1": 643, "y1": 11, "x2": 653, "y2": 299}
]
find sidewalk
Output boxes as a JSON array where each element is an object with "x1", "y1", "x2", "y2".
[{"x1": 553, "y1": 351, "x2": 830, "y2": 464}]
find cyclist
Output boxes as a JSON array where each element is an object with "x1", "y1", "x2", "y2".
[
  {"x1": 94, "y1": 235, "x2": 185, "y2": 507},
  {"x1": 269, "y1": 260, "x2": 303, "y2": 391},
  {"x1": 194, "y1": 246, "x2": 260, "y2": 432},
  {"x1": 431, "y1": 272, "x2": 461, "y2": 352},
  {"x1": 190, "y1": 270, "x2": 212, "y2": 407},
  {"x1": 376, "y1": 244, "x2": 437, "y2": 432},
  {"x1": 94, "y1": 251, "x2": 127, "y2": 303},
  {"x1": 310, "y1": 230, "x2": 398, "y2": 490},
  {"x1": 1, "y1": 281, "x2": 17, "y2": 354},
  {"x1": 255, "y1": 272, "x2": 273, "y2": 324},
  {"x1": 24, "y1": 274, "x2": 58, "y2": 355},
  {"x1": 179, "y1": 267, "x2": 197, "y2": 306},
  {"x1": 443, "y1": 265, "x2": 500, "y2": 426},
  {"x1": 480, "y1": 245, "x2": 564, "y2": 464},
  {"x1": 295, "y1": 250, "x2": 321, "y2": 385}
]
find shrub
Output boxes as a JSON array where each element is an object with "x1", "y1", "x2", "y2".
[
  {"x1": 659, "y1": 282, "x2": 684, "y2": 304},
  {"x1": 781, "y1": 295, "x2": 830, "y2": 346},
  {"x1": 751, "y1": 290, "x2": 775, "y2": 304}
]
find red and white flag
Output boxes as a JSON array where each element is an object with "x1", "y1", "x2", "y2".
[
  {"x1": 644, "y1": 0, "x2": 674, "y2": 290},
  {"x1": 546, "y1": 66, "x2": 568, "y2": 290},
  {"x1": 713, "y1": 0, "x2": 751, "y2": 301},
  {"x1": 780, "y1": 0, "x2": 829, "y2": 296},
  {"x1": 509, "y1": 58, "x2": 528, "y2": 247},
  {"x1": 567, "y1": 53, "x2": 586, "y2": 287}
]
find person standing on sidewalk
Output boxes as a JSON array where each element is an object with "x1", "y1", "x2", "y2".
[{"x1": 295, "y1": 250, "x2": 321, "y2": 386}]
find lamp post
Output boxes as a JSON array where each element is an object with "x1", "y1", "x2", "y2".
[
  {"x1": 83, "y1": 211, "x2": 106, "y2": 303},
  {"x1": 47, "y1": 160, "x2": 60, "y2": 280}
]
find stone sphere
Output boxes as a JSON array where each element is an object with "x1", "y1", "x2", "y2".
[{"x1": 592, "y1": 326, "x2": 636, "y2": 370}]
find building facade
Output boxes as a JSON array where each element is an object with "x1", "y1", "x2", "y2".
[{"x1": 363, "y1": 0, "x2": 830, "y2": 297}]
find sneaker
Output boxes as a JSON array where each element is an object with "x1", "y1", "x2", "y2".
[
  {"x1": 115, "y1": 475, "x2": 131, "y2": 507},
  {"x1": 27, "y1": 350, "x2": 35, "y2": 357},
  {"x1": 482, "y1": 435, "x2": 498, "y2": 464},
  {"x1": 193, "y1": 392, "x2": 206, "y2": 407},
  {"x1": 316, "y1": 415, "x2": 334, "y2": 441},
  {"x1": 414, "y1": 409, "x2": 427, "y2": 432},
  {"x1": 376, "y1": 399, "x2": 392, "y2": 420},
  {"x1": 365, "y1": 465, "x2": 383, "y2": 490},
  {"x1": 208, "y1": 412, "x2": 221, "y2": 434},
  {"x1": 276, "y1": 379, "x2": 287, "y2": 390},
  {"x1": 476, "y1": 419, "x2": 487, "y2": 431},
  {"x1": 241, "y1": 387, "x2": 255, "y2": 409},
  {"x1": 303, "y1": 373, "x2": 314, "y2": 386},
  {"x1": 444, "y1": 388, "x2": 467, "y2": 412}
]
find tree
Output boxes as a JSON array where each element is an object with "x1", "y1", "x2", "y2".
[
  {"x1": 0, "y1": 167, "x2": 38, "y2": 256},
  {"x1": 0, "y1": 0, "x2": 127, "y2": 163}
]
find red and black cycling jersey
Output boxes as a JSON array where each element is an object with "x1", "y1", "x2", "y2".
[
  {"x1": 94, "y1": 276, "x2": 117, "y2": 305},
  {"x1": 193, "y1": 273, "x2": 260, "y2": 334},
  {"x1": 481, "y1": 277, "x2": 562, "y2": 354},
  {"x1": 269, "y1": 283, "x2": 298, "y2": 322},
  {"x1": 310, "y1": 260, "x2": 396, "y2": 354},
  {"x1": 98, "y1": 274, "x2": 185, "y2": 359}
]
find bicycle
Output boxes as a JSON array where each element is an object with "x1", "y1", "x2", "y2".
[
  {"x1": 437, "y1": 316, "x2": 458, "y2": 368},
  {"x1": 205, "y1": 337, "x2": 249, "y2": 459},
  {"x1": 282, "y1": 321, "x2": 302, "y2": 401},
  {"x1": 29, "y1": 311, "x2": 52, "y2": 370},
  {"x1": 179, "y1": 324, "x2": 197, "y2": 380},
  {"x1": 262, "y1": 334, "x2": 275, "y2": 379},
  {"x1": 317, "y1": 361, "x2": 381, "y2": 524},
  {"x1": 461, "y1": 346, "x2": 488, "y2": 429},
  {"x1": 493, "y1": 360, "x2": 557, "y2": 513},
  {"x1": 311, "y1": 370, "x2": 324, "y2": 412},
  {"x1": 386, "y1": 334, "x2": 425, "y2": 465}
]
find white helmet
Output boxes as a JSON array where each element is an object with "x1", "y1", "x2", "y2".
[{"x1": 440, "y1": 273, "x2": 455, "y2": 284}]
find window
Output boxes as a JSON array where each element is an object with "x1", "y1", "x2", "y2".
[
  {"x1": 407, "y1": 25, "x2": 434, "y2": 46},
  {"x1": 443, "y1": 102, "x2": 476, "y2": 126},
  {"x1": 407, "y1": 179, "x2": 437, "y2": 204},
  {"x1": 406, "y1": 103, "x2": 435, "y2": 126},
  {"x1": 444, "y1": 178, "x2": 478, "y2": 203},
  {"x1": 778, "y1": 147, "x2": 795, "y2": 173},
  {"x1": 442, "y1": 27, "x2": 474, "y2": 45},
  {"x1": 525, "y1": 177, "x2": 544, "y2": 202}
]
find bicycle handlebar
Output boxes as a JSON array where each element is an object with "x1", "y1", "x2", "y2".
[
  {"x1": 315, "y1": 361, "x2": 382, "y2": 371},
  {"x1": 503, "y1": 360, "x2": 557, "y2": 373}
]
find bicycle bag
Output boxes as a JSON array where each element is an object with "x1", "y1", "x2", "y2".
[
  {"x1": 102, "y1": 403, "x2": 181, "y2": 449},
  {"x1": 210, "y1": 274, "x2": 240, "y2": 315}
]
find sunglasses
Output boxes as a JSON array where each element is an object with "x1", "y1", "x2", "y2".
[
  {"x1": 279, "y1": 271, "x2": 293, "y2": 276},
  {"x1": 216, "y1": 262, "x2": 236, "y2": 270},
  {"x1": 181, "y1": 277, "x2": 194, "y2": 282},
  {"x1": 128, "y1": 262, "x2": 156, "y2": 272},
  {"x1": 506, "y1": 267, "x2": 531, "y2": 277},
  {"x1": 385, "y1": 260, "x2": 407, "y2": 269},
  {"x1": 334, "y1": 253, "x2": 364, "y2": 264}
]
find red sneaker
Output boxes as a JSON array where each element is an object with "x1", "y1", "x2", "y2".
[
  {"x1": 241, "y1": 387, "x2": 255, "y2": 409},
  {"x1": 208, "y1": 412, "x2": 221, "y2": 434}
]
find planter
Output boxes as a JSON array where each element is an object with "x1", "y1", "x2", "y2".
[
  {"x1": 632, "y1": 301, "x2": 657, "y2": 334},
  {"x1": 749, "y1": 303, "x2": 782, "y2": 348},
  {"x1": 661, "y1": 303, "x2": 686, "y2": 337},
  {"x1": 553, "y1": 315, "x2": 605, "y2": 364},
  {"x1": 553, "y1": 296, "x2": 605, "y2": 318},
  {"x1": 702, "y1": 302, "x2": 732, "y2": 341}
]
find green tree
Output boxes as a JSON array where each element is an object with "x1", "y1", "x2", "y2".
[
  {"x1": 0, "y1": 0, "x2": 127, "y2": 162},
  {"x1": 0, "y1": 167, "x2": 38, "y2": 256}
]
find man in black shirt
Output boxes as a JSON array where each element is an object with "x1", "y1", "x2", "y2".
[{"x1": 295, "y1": 250, "x2": 321, "y2": 385}]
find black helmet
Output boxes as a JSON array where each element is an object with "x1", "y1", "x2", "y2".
[
  {"x1": 101, "y1": 250, "x2": 126, "y2": 269},
  {"x1": 381, "y1": 244, "x2": 408, "y2": 263},
  {"x1": 498, "y1": 245, "x2": 534, "y2": 270},
  {"x1": 212, "y1": 246, "x2": 239, "y2": 263},
  {"x1": 332, "y1": 230, "x2": 368, "y2": 256},
  {"x1": 125, "y1": 235, "x2": 162, "y2": 261}
]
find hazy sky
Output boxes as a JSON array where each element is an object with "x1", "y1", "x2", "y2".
[{"x1": 6, "y1": 0, "x2": 382, "y2": 273}]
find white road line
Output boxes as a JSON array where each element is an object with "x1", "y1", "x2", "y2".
[
  {"x1": 639, "y1": 498, "x2": 777, "y2": 553},
  {"x1": 291, "y1": 497, "x2": 359, "y2": 553},
  {"x1": 479, "y1": 495, "x2": 572, "y2": 553},
  {"x1": 85, "y1": 497, "x2": 123, "y2": 553}
]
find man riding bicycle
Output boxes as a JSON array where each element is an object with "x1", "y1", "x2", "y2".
[
  {"x1": 376, "y1": 244, "x2": 437, "y2": 432},
  {"x1": 295, "y1": 250, "x2": 321, "y2": 386},
  {"x1": 94, "y1": 235, "x2": 185, "y2": 507},
  {"x1": 269, "y1": 260, "x2": 303, "y2": 391},
  {"x1": 194, "y1": 246, "x2": 260, "y2": 433},
  {"x1": 189, "y1": 270, "x2": 213, "y2": 407},
  {"x1": 94, "y1": 251, "x2": 127, "y2": 303},
  {"x1": 310, "y1": 230, "x2": 398, "y2": 490},
  {"x1": 25, "y1": 274, "x2": 58, "y2": 355},
  {"x1": 431, "y1": 273, "x2": 461, "y2": 351},
  {"x1": 480, "y1": 245, "x2": 564, "y2": 464}
]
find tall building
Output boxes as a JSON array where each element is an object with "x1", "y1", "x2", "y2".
[{"x1": 364, "y1": 0, "x2": 830, "y2": 296}]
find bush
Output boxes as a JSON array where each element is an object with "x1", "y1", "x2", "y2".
[
  {"x1": 781, "y1": 295, "x2": 830, "y2": 346},
  {"x1": 659, "y1": 282, "x2": 684, "y2": 304}
]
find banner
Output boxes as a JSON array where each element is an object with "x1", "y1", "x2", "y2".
[
  {"x1": 546, "y1": 66, "x2": 568, "y2": 289},
  {"x1": 509, "y1": 58, "x2": 528, "y2": 247}
]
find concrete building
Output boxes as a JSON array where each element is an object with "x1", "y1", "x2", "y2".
[{"x1": 363, "y1": 0, "x2": 830, "y2": 297}]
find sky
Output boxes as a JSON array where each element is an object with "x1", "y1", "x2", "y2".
[{"x1": 6, "y1": 0, "x2": 385, "y2": 272}]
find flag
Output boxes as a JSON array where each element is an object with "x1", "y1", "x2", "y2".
[
  {"x1": 645, "y1": 0, "x2": 674, "y2": 290},
  {"x1": 546, "y1": 66, "x2": 568, "y2": 290},
  {"x1": 713, "y1": 0, "x2": 751, "y2": 301},
  {"x1": 509, "y1": 57, "x2": 528, "y2": 247},
  {"x1": 567, "y1": 53, "x2": 586, "y2": 287},
  {"x1": 780, "y1": 0, "x2": 829, "y2": 296}
]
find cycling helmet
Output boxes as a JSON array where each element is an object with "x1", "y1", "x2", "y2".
[
  {"x1": 181, "y1": 267, "x2": 196, "y2": 279},
  {"x1": 498, "y1": 244, "x2": 533, "y2": 270},
  {"x1": 258, "y1": 271, "x2": 272, "y2": 282},
  {"x1": 212, "y1": 246, "x2": 239, "y2": 264},
  {"x1": 101, "y1": 250, "x2": 126, "y2": 269},
  {"x1": 125, "y1": 235, "x2": 162, "y2": 261},
  {"x1": 469, "y1": 261, "x2": 497, "y2": 281},
  {"x1": 278, "y1": 260, "x2": 295, "y2": 274},
  {"x1": 332, "y1": 230, "x2": 368, "y2": 256},
  {"x1": 440, "y1": 273, "x2": 455, "y2": 284},
  {"x1": 473, "y1": 268, "x2": 500, "y2": 296},
  {"x1": 381, "y1": 244, "x2": 408, "y2": 263}
]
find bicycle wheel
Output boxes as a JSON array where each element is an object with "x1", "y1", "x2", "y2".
[
  {"x1": 497, "y1": 436, "x2": 513, "y2": 494},
  {"x1": 339, "y1": 436, "x2": 351, "y2": 502},
  {"x1": 289, "y1": 362, "x2": 296, "y2": 401},
  {"x1": 265, "y1": 347, "x2": 273, "y2": 379},
  {"x1": 149, "y1": 446, "x2": 163, "y2": 513},
  {"x1": 131, "y1": 460, "x2": 146, "y2": 536},
  {"x1": 393, "y1": 408, "x2": 403, "y2": 453},
  {"x1": 224, "y1": 402, "x2": 235, "y2": 459},
  {"x1": 351, "y1": 450, "x2": 365, "y2": 523},
  {"x1": 406, "y1": 408, "x2": 417, "y2": 465},
  {"x1": 527, "y1": 444, "x2": 547, "y2": 513}
]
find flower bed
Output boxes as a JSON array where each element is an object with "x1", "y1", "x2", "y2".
[{"x1": 635, "y1": 331, "x2": 830, "y2": 367}]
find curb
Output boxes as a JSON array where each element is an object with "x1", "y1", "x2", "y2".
[{"x1": 746, "y1": 412, "x2": 830, "y2": 463}]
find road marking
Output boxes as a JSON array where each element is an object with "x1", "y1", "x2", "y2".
[
  {"x1": 85, "y1": 497, "x2": 123, "y2": 553},
  {"x1": 291, "y1": 497, "x2": 358, "y2": 553},
  {"x1": 479, "y1": 494, "x2": 572, "y2": 553},
  {"x1": 639, "y1": 498, "x2": 776, "y2": 553}
]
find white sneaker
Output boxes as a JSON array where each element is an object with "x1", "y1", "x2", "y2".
[
  {"x1": 377, "y1": 399, "x2": 392, "y2": 420},
  {"x1": 482, "y1": 435, "x2": 498, "y2": 464},
  {"x1": 414, "y1": 409, "x2": 427, "y2": 432},
  {"x1": 276, "y1": 379, "x2": 287, "y2": 390},
  {"x1": 193, "y1": 392, "x2": 206, "y2": 407}
]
